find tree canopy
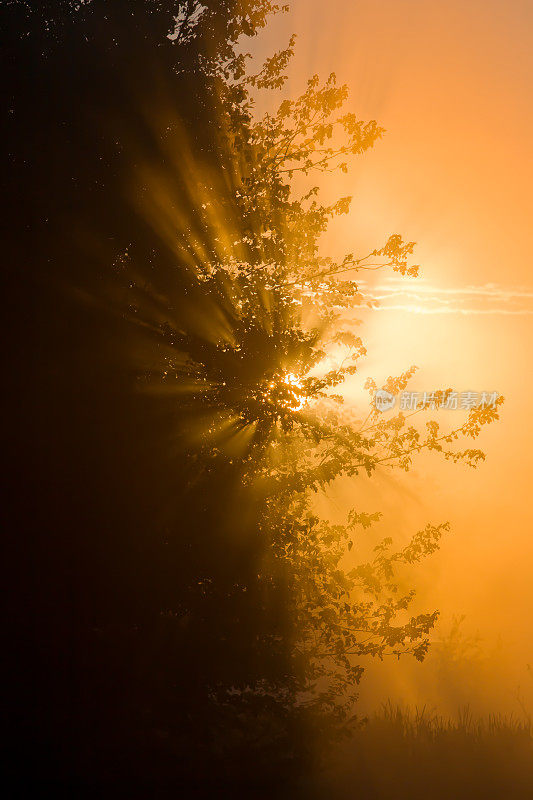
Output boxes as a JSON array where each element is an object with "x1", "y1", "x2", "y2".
[{"x1": 3, "y1": 1, "x2": 502, "y2": 793}]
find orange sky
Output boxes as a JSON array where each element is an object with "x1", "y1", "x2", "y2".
[{"x1": 253, "y1": 0, "x2": 533, "y2": 713}]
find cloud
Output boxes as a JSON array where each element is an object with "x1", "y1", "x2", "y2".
[{"x1": 357, "y1": 279, "x2": 533, "y2": 315}]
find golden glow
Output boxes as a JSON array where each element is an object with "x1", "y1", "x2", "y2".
[
  {"x1": 104, "y1": 0, "x2": 533, "y2": 718},
  {"x1": 260, "y1": 371, "x2": 307, "y2": 412},
  {"x1": 254, "y1": 0, "x2": 533, "y2": 715}
]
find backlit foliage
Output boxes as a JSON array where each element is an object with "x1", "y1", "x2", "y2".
[{"x1": 126, "y1": 26, "x2": 503, "y2": 722}]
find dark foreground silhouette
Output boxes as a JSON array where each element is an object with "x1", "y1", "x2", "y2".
[{"x1": 2, "y1": 3, "x2": 522, "y2": 797}]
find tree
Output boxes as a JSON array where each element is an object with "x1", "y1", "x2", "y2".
[
  {"x1": 2, "y1": 0, "x2": 303, "y2": 791},
  {"x1": 3, "y1": 0, "x2": 502, "y2": 791},
  {"x1": 122, "y1": 36, "x2": 503, "y2": 742}
]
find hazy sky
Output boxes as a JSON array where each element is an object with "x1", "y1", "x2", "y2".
[{"x1": 253, "y1": 0, "x2": 533, "y2": 711}]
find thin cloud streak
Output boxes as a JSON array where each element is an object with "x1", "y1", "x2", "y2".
[
  {"x1": 368, "y1": 305, "x2": 533, "y2": 316},
  {"x1": 357, "y1": 279, "x2": 533, "y2": 315}
]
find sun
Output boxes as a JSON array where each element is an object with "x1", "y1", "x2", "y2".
[
  {"x1": 258, "y1": 370, "x2": 307, "y2": 415},
  {"x1": 281, "y1": 372, "x2": 307, "y2": 411}
]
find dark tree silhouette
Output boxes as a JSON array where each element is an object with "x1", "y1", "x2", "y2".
[{"x1": 2, "y1": 1, "x2": 501, "y2": 795}]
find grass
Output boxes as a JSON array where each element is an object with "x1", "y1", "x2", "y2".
[{"x1": 303, "y1": 702, "x2": 533, "y2": 800}]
